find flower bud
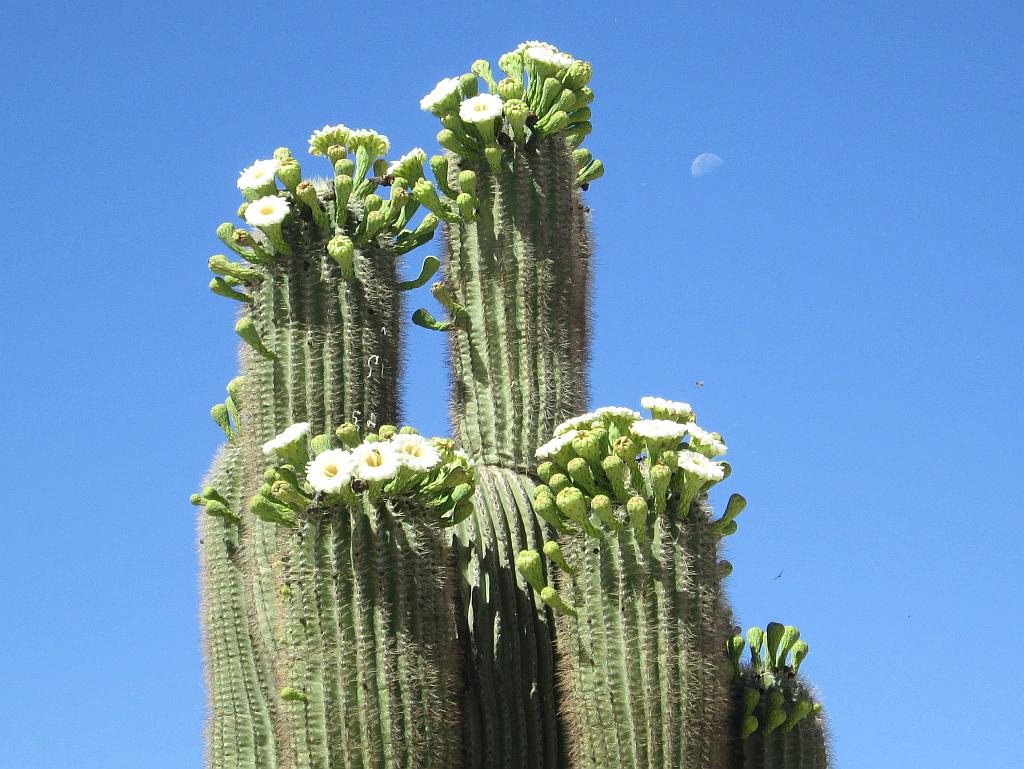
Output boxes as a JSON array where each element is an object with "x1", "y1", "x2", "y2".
[
  {"x1": 562, "y1": 60, "x2": 592, "y2": 89},
  {"x1": 204, "y1": 499, "x2": 239, "y2": 522},
  {"x1": 765, "y1": 707, "x2": 787, "y2": 734},
  {"x1": 211, "y1": 402, "x2": 233, "y2": 439},
  {"x1": 601, "y1": 455, "x2": 628, "y2": 499},
  {"x1": 276, "y1": 158, "x2": 302, "y2": 193},
  {"x1": 327, "y1": 235, "x2": 355, "y2": 278},
  {"x1": 457, "y1": 170, "x2": 477, "y2": 196},
  {"x1": 791, "y1": 641, "x2": 810, "y2": 673},
  {"x1": 779, "y1": 625, "x2": 801, "y2": 668},
  {"x1": 503, "y1": 99, "x2": 530, "y2": 143},
  {"x1": 577, "y1": 159, "x2": 604, "y2": 186},
  {"x1": 566, "y1": 457, "x2": 599, "y2": 496},
  {"x1": 210, "y1": 278, "x2": 252, "y2": 304},
  {"x1": 484, "y1": 146, "x2": 503, "y2": 172},
  {"x1": 740, "y1": 716, "x2": 759, "y2": 740},
  {"x1": 532, "y1": 489, "x2": 568, "y2": 534},
  {"x1": 295, "y1": 181, "x2": 328, "y2": 230},
  {"x1": 571, "y1": 148, "x2": 592, "y2": 169},
  {"x1": 497, "y1": 77, "x2": 525, "y2": 102},
  {"x1": 309, "y1": 433, "x2": 332, "y2": 456},
  {"x1": 515, "y1": 549, "x2": 545, "y2": 593},
  {"x1": 413, "y1": 179, "x2": 456, "y2": 222},
  {"x1": 766, "y1": 622, "x2": 786, "y2": 669},
  {"x1": 235, "y1": 317, "x2": 274, "y2": 360},
  {"x1": 429, "y1": 154, "x2": 456, "y2": 198},
  {"x1": 471, "y1": 59, "x2": 498, "y2": 92},
  {"x1": 747, "y1": 627, "x2": 765, "y2": 667},
  {"x1": 785, "y1": 700, "x2": 814, "y2": 732},
  {"x1": 537, "y1": 462, "x2": 555, "y2": 482},
  {"x1": 590, "y1": 494, "x2": 618, "y2": 530},
  {"x1": 548, "y1": 473, "x2": 570, "y2": 495},
  {"x1": 335, "y1": 422, "x2": 361, "y2": 448},
  {"x1": 626, "y1": 495, "x2": 649, "y2": 541},
  {"x1": 326, "y1": 144, "x2": 347, "y2": 165},
  {"x1": 650, "y1": 463, "x2": 672, "y2": 513},
  {"x1": 742, "y1": 687, "x2": 761, "y2": 716},
  {"x1": 456, "y1": 192, "x2": 477, "y2": 222},
  {"x1": 543, "y1": 540, "x2": 574, "y2": 575},
  {"x1": 540, "y1": 586, "x2": 577, "y2": 617},
  {"x1": 209, "y1": 254, "x2": 263, "y2": 284}
]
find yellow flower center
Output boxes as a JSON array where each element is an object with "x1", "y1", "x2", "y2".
[
  {"x1": 366, "y1": 450, "x2": 384, "y2": 467},
  {"x1": 259, "y1": 205, "x2": 275, "y2": 215},
  {"x1": 323, "y1": 463, "x2": 338, "y2": 478},
  {"x1": 402, "y1": 444, "x2": 423, "y2": 457}
]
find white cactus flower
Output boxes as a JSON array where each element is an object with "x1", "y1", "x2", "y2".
[
  {"x1": 391, "y1": 434, "x2": 442, "y2": 472},
  {"x1": 244, "y1": 195, "x2": 290, "y2": 227},
  {"x1": 594, "y1": 406, "x2": 641, "y2": 420},
  {"x1": 553, "y1": 412, "x2": 598, "y2": 435},
  {"x1": 677, "y1": 450, "x2": 726, "y2": 482},
  {"x1": 307, "y1": 123, "x2": 351, "y2": 156},
  {"x1": 262, "y1": 422, "x2": 310, "y2": 457},
  {"x1": 517, "y1": 40, "x2": 560, "y2": 53},
  {"x1": 523, "y1": 46, "x2": 574, "y2": 69},
  {"x1": 685, "y1": 423, "x2": 728, "y2": 457},
  {"x1": 420, "y1": 77, "x2": 462, "y2": 112},
  {"x1": 386, "y1": 147, "x2": 427, "y2": 177},
  {"x1": 237, "y1": 159, "x2": 280, "y2": 192},
  {"x1": 305, "y1": 448, "x2": 355, "y2": 494},
  {"x1": 640, "y1": 396, "x2": 694, "y2": 420},
  {"x1": 351, "y1": 442, "x2": 401, "y2": 482},
  {"x1": 629, "y1": 419, "x2": 689, "y2": 441},
  {"x1": 535, "y1": 429, "x2": 579, "y2": 459},
  {"x1": 459, "y1": 93, "x2": 504, "y2": 124}
]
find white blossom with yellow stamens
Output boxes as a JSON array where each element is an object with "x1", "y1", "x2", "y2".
[
  {"x1": 391, "y1": 434, "x2": 442, "y2": 473},
  {"x1": 351, "y1": 441, "x2": 400, "y2": 482},
  {"x1": 305, "y1": 448, "x2": 355, "y2": 494},
  {"x1": 244, "y1": 195, "x2": 290, "y2": 227},
  {"x1": 459, "y1": 93, "x2": 504, "y2": 124},
  {"x1": 237, "y1": 159, "x2": 280, "y2": 193},
  {"x1": 629, "y1": 419, "x2": 689, "y2": 441}
]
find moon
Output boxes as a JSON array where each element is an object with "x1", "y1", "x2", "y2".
[{"x1": 690, "y1": 152, "x2": 723, "y2": 177}]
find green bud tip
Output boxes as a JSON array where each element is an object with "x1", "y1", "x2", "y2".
[{"x1": 537, "y1": 461, "x2": 555, "y2": 482}]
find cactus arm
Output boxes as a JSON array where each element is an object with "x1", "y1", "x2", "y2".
[
  {"x1": 199, "y1": 445, "x2": 277, "y2": 768},
  {"x1": 444, "y1": 138, "x2": 591, "y2": 469},
  {"x1": 727, "y1": 628, "x2": 832, "y2": 769}
]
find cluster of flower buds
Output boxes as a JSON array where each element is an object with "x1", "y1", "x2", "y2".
[
  {"x1": 529, "y1": 396, "x2": 742, "y2": 545},
  {"x1": 192, "y1": 422, "x2": 476, "y2": 528},
  {"x1": 726, "y1": 623, "x2": 819, "y2": 738},
  {"x1": 207, "y1": 122, "x2": 475, "y2": 308},
  {"x1": 420, "y1": 40, "x2": 603, "y2": 181}
]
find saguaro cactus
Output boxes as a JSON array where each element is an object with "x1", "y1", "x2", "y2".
[
  {"x1": 193, "y1": 40, "x2": 833, "y2": 769},
  {"x1": 415, "y1": 42, "x2": 601, "y2": 769}
]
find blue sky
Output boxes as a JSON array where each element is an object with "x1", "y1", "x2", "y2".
[{"x1": 1, "y1": 2, "x2": 1021, "y2": 767}]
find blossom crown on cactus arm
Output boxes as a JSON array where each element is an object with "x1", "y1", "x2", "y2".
[
  {"x1": 417, "y1": 40, "x2": 603, "y2": 182},
  {"x1": 196, "y1": 421, "x2": 476, "y2": 530}
]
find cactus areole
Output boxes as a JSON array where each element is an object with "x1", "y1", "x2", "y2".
[{"x1": 193, "y1": 40, "x2": 831, "y2": 769}]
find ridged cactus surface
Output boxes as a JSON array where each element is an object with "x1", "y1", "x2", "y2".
[
  {"x1": 192, "y1": 39, "x2": 834, "y2": 769},
  {"x1": 415, "y1": 46, "x2": 601, "y2": 768}
]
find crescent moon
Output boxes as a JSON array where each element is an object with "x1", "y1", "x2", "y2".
[{"x1": 690, "y1": 152, "x2": 724, "y2": 177}]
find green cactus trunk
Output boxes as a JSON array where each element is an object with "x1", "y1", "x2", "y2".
[
  {"x1": 555, "y1": 500, "x2": 733, "y2": 769},
  {"x1": 442, "y1": 137, "x2": 592, "y2": 768},
  {"x1": 200, "y1": 186, "x2": 460, "y2": 767},
  {"x1": 444, "y1": 136, "x2": 591, "y2": 470},
  {"x1": 273, "y1": 496, "x2": 460, "y2": 769}
]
